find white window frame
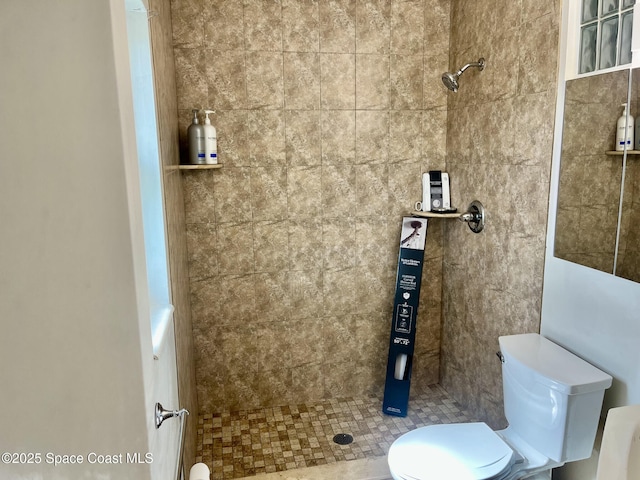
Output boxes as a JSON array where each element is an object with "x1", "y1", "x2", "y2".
[{"x1": 565, "y1": 0, "x2": 640, "y2": 80}]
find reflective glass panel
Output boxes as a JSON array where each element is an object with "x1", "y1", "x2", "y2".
[
  {"x1": 620, "y1": 11, "x2": 634, "y2": 64},
  {"x1": 602, "y1": 0, "x2": 620, "y2": 14},
  {"x1": 583, "y1": 0, "x2": 599, "y2": 21},
  {"x1": 599, "y1": 16, "x2": 619, "y2": 69},
  {"x1": 580, "y1": 24, "x2": 598, "y2": 73},
  {"x1": 623, "y1": 0, "x2": 635, "y2": 8}
]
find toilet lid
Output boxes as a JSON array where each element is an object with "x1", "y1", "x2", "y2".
[{"x1": 388, "y1": 423, "x2": 515, "y2": 480}]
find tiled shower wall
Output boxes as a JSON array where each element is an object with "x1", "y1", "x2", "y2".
[
  {"x1": 441, "y1": 0, "x2": 561, "y2": 427},
  {"x1": 171, "y1": 0, "x2": 451, "y2": 413}
]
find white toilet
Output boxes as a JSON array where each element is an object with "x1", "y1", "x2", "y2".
[{"x1": 387, "y1": 333, "x2": 613, "y2": 480}]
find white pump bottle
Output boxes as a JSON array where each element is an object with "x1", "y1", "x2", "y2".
[
  {"x1": 616, "y1": 103, "x2": 634, "y2": 151},
  {"x1": 203, "y1": 110, "x2": 218, "y2": 164}
]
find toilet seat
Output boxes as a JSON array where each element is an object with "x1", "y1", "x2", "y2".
[{"x1": 388, "y1": 423, "x2": 517, "y2": 480}]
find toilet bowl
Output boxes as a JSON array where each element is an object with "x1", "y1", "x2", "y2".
[{"x1": 387, "y1": 333, "x2": 613, "y2": 480}]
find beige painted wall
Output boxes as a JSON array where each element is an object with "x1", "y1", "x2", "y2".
[
  {"x1": 441, "y1": 0, "x2": 561, "y2": 427},
  {"x1": 0, "y1": 1, "x2": 153, "y2": 478},
  {"x1": 171, "y1": 0, "x2": 451, "y2": 413}
]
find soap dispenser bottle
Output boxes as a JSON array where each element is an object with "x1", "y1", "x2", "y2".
[
  {"x1": 203, "y1": 110, "x2": 218, "y2": 164},
  {"x1": 187, "y1": 109, "x2": 205, "y2": 164},
  {"x1": 616, "y1": 103, "x2": 634, "y2": 151}
]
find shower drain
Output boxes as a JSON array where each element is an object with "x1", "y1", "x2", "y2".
[{"x1": 332, "y1": 433, "x2": 353, "y2": 445}]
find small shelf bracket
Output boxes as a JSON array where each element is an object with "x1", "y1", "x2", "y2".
[{"x1": 459, "y1": 200, "x2": 485, "y2": 233}]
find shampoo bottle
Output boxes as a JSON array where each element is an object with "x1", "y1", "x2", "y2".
[
  {"x1": 187, "y1": 109, "x2": 205, "y2": 164},
  {"x1": 616, "y1": 103, "x2": 634, "y2": 151},
  {"x1": 203, "y1": 110, "x2": 218, "y2": 164}
]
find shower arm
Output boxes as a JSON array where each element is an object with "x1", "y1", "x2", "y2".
[{"x1": 457, "y1": 58, "x2": 485, "y2": 76}]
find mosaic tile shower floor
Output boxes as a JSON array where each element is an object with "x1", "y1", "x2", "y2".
[{"x1": 196, "y1": 384, "x2": 474, "y2": 479}]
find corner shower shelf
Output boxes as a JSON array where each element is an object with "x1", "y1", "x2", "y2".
[
  {"x1": 605, "y1": 150, "x2": 640, "y2": 156},
  {"x1": 411, "y1": 211, "x2": 461, "y2": 218},
  {"x1": 412, "y1": 200, "x2": 486, "y2": 234},
  {"x1": 178, "y1": 164, "x2": 223, "y2": 170}
]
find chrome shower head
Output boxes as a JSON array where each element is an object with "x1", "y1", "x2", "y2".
[{"x1": 441, "y1": 57, "x2": 485, "y2": 92}]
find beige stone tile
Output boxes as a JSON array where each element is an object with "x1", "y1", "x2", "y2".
[
  {"x1": 214, "y1": 110, "x2": 249, "y2": 167},
  {"x1": 174, "y1": 48, "x2": 207, "y2": 110},
  {"x1": 514, "y1": 91, "x2": 555, "y2": 165},
  {"x1": 356, "y1": 54, "x2": 390, "y2": 109},
  {"x1": 287, "y1": 270, "x2": 324, "y2": 321},
  {"x1": 181, "y1": 169, "x2": 217, "y2": 224},
  {"x1": 212, "y1": 166, "x2": 252, "y2": 223},
  {"x1": 190, "y1": 275, "x2": 256, "y2": 328},
  {"x1": 290, "y1": 362, "x2": 325, "y2": 401},
  {"x1": 355, "y1": 164, "x2": 389, "y2": 216},
  {"x1": 186, "y1": 222, "x2": 218, "y2": 281},
  {"x1": 388, "y1": 162, "x2": 422, "y2": 217},
  {"x1": 355, "y1": 263, "x2": 395, "y2": 314},
  {"x1": 254, "y1": 220, "x2": 290, "y2": 273},
  {"x1": 283, "y1": 0, "x2": 320, "y2": 52},
  {"x1": 424, "y1": 0, "x2": 450, "y2": 54},
  {"x1": 322, "y1": 218, "x2": 357, "y2": 271},
  {"x1": 256, "y1": 366, "x2": 294, "y2": 406},
  {"x1": 244, "y1": 0, "x2": 283, "y2": 51},
  {"x1": 216, "y1": 222, "x2": 255, "y2": 274},
  {"x1": 223, "y1": 367, "x2": 262, "y2": 411},
  {"x1": 390, "y1": 0, "x2": 424, "y2": 54},
  {"x1": 321, "y1": 314, "x2": 358, "y2": 359},
  {"x1": 319, "y1": 0, "x2": 356, "y2": 53},
  {"x1": 203, "y1": 0, "x2": 244, "y2": 49},
  {"x1": 248, "y1": 110, "x2": 286, "y2": 165},
  {"x1": 320, "y1": 53, "x2": 356, "y2": 109},
  {"x1": 321, "y1": 165, "x2": 357, "y2": 217},
  {"x1": 389, "y1": 111, "x2": 422, "y2": 162},
  {"x1": 194, "y1": 348, "x2": 226, "y2": 413},
  {"x1": 246, "y1": 51, "x2": 285, "y2": 109},
  {"x1": 422, "y1": 52, "x2": 449, "y2": 110},
  {"x1": 254, "y1": 271, "x2": 291, "y2": 321},
  {"x1": 487, "y1": 27, "x2": 519, "y2": 102},
  {"x1": 322, "y1": 267, "x2": 357, "y2": 317},
  {"x1": 517, "y1": 14, "x2": 558, "y2": 95},
  {"x1": 488, "y1": 98, "x2": 516, "y2": 163},
  {"x1": 288, "y1": 219, "x2": 324, "y2": 271},
  {"x1": 322, "y1": 360, "x2": 360, "y2": 397},
  {"x1": 204, "y1": 49, "x2": 247, "y2": 110},
  {"x1": 355, "y1": 216, "x2": 395, "y2": 268},
  {"x1": 356, "y1": 0, "x2": 391, "y2": 54},
  {"x1": 284, "y1": 52, "x2": 321, "y2": 110},
  {"x1": 286, "y1": 110, "x2": 322, "y2": 166},
  {"x1": 287, "y1": 165, "x2": 323, "y2": 218},
  {"x1": 390, "y1": 55, "x2": 423, "y2": 110},
  {"x1": 251, "y1": 166, "x2": 289, "y2": 221},
  {"x1": 170, "y1": 0, "x2": 204, "y2": 48},
  {"x1": 220, "y1": 322, "x2": 261, "y2": 373},
  {"x1": 355, "y1": 110, "x2": 389, "y2": 164},
  {"x1": 321, "y1": 110, "x2": 356, "y2": 164}
]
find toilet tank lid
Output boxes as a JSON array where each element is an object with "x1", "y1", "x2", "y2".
[{"x1": 499, "y1": 333, "x2": 613, "y2": 395}]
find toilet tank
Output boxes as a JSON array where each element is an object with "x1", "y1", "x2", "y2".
[{"x1": 499, "y1": 333, "x2": 612, "y2": 463}]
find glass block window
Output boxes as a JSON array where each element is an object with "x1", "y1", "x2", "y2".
[{"x1": 579, "y1": 0, "x2": 635, "y2": 73}]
